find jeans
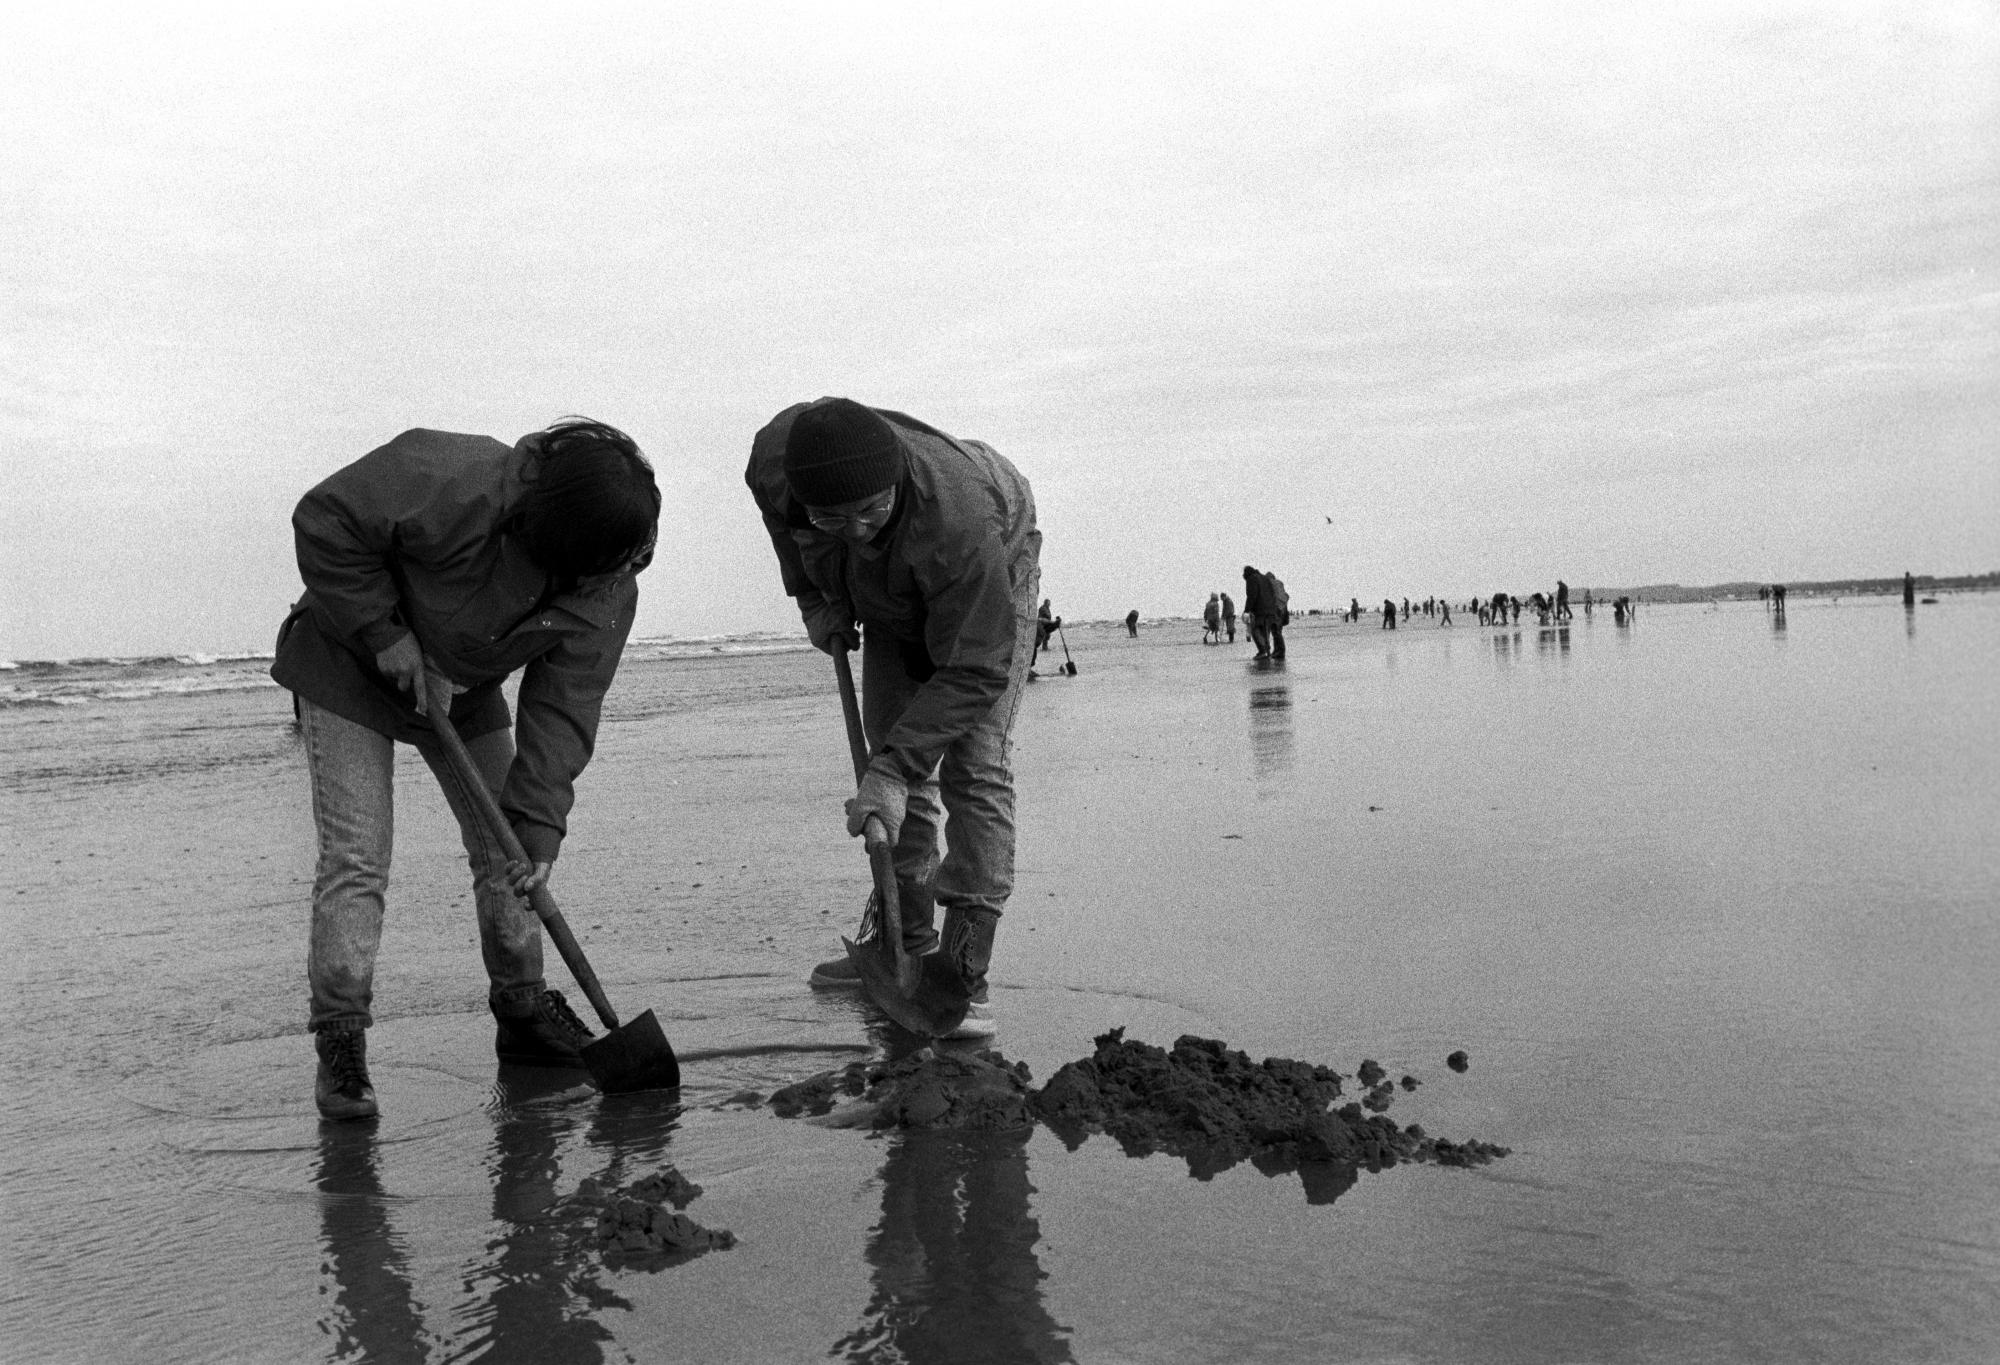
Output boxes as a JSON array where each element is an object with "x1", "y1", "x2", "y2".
[
  {"x1": 862, "y1": 568, "x2": 1038, "y2": 924},
  {"x1": 300, "y1": 698, "x2": 546, "y2": 1032}
]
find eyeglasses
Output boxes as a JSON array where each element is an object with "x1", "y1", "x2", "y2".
[{"x1": 806, "y1": 488, "x2": 897, "y2": 534}]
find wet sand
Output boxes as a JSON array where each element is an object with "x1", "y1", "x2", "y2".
[{"x1": 3, "y1": 598, "x2": 1998, "y2": 1362}]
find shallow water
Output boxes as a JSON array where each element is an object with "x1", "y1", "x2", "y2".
[{"x1": 3, "y1": 596, "x2": 1996, "y2": 1362}]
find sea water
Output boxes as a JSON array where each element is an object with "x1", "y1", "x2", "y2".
[{"x1": 2, "y1": 595, "x2": 1995, "y2": 1363}]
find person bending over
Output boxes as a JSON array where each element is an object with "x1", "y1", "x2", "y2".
[
  {"x1": 747, "y1": 398, "x2": 1041, "y2": 1041},
  {"x1": 273, "y1": 418, "x2": 660, "y2": 1120}
]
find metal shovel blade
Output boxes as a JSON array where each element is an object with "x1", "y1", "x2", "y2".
[
  {"x1": 840, "y1": 935, "x2": 973, "y2": 1038},
  {"x1": 579, "y1": 1008, "x2": 681, "y2": 1093}
]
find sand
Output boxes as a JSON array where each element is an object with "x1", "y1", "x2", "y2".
[{"x1": 5, "y1": 603, "x2": 1999, "y2": 1363}]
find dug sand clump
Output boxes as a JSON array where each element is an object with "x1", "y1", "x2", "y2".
[
  {"x1": 569, "y1": 1166, "x2": 736, "y2": 1268},
  {"x1": 769, "y1": 1047, "x2": 1037, "y2": 1131}
]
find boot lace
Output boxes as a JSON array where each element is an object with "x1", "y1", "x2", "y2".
[
  {"x1": 323, "y1": 1032, "x2": 370, "y2": 1090},
  {"x1": 538, "y1": 989, "x2": 593, "y2": 1043}
]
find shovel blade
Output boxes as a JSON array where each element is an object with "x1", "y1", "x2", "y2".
[
  {"x1": 580, "y1": 1009, "x2": 680, "y2": 1093},
  {"x1": 841, "y1": 936, "x2": 972, "y2": 1038}
]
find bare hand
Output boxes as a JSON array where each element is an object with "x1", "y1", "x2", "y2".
[
  {"x1": 506, "y1": 859, "x2": 551, "y2": 897},
  {"x1": 374, "y1": 634, "x2": 425, "y2": 705}
]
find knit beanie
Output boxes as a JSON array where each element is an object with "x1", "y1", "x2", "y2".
[{"x1": 783, "y1": 399, "x2": 906, "y2": 506}]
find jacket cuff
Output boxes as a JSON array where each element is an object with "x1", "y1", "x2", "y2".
[
  {"x1": 513, "y1": 821, "x2": 561, "y2": 865},
  {"x1": 357, "y1": 619, "x2": 411, "y2": 656}
]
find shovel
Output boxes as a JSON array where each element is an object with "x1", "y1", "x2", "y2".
[
  {"x1": 832, "y1": 648, "x2": 970, "y2": 1037},
  {"x1": 1055, "y1": 623, "x2": 1079, "y2": 676},
  {"x1": 423, "y1": 676, "x2": 680, "y2": 1093}
]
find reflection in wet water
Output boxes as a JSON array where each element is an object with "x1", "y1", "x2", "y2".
[
  {"x1": 1246, "y1": 672, "x2": 1294, "y2": 779},
  {"x1": 314, "y1": 1123, "x2": 433, "y2": 1364},
  {"x1": 460, "y1": 1066, "x2": 623, "y2": 1364},
  {"x1": 313, "y1": 1066, "x2": 677, "y2": 1365},
  {"x1": 1535, "y1": 625, "x2": 1571, "y2": 658},
  {"x1": 836, "y1": 1130, "x2": 1074, "y2": 1364}
]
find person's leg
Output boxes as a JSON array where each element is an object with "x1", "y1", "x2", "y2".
[
  {"x1": 1270, "y1": 620, "x2": 1286, "y2": 658},
  {"x1": 934, "y1": 565, "x2": 1039, "y2": 1013},
  {"x1": 415, "y1": 727, "x2": 545, "y2": 1012},
  {"x1": 303, "y1": 700, "x2": 396, "y2": 1034},
  {"x1": 300, "y1": 699, "x2": 393, "y2": 1119},
  {"x1": 417, "y1": 727, "x2": 595, "y2": 1065}
]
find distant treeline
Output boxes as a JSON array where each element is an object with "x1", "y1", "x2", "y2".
[{"x1": 1584, "y1": 573, "x2": 2000, "y2": 604}]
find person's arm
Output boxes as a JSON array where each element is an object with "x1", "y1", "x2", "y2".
[
  {"x1": 869, "y1": 525, "x2": 1020, "y2": 785},
  {"x1": 746, "y1": 407, "x2": 857, "y2": 653},
  {"x1": 499, "y1": 593, "x2": 636, "y2": 866}
]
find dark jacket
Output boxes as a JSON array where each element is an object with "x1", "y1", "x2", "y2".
[
  {"x1": 746, "y1": 401, "x2": 1040, "y2": 784},
  {"x1": 271, "y1": 428, "x2": 639, "y2": 863},
  {"x1": 1242, "y1": 570, "x2": 1275, "y2": 619}
]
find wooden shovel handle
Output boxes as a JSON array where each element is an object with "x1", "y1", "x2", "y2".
[
  {"x1": 422, "y1": 675, "x2": 623, "y2": 1032},
  {"x1": 833, "y1": 649, "x2": 909, "y2": 982}
]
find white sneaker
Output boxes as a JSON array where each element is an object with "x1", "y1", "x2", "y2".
[{"x1": 942, "y1": 1002, "x2": 996, "y2": 1041}]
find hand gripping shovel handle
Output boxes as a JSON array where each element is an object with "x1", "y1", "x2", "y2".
[
  {"x1": 421, "y1": 677, "x2": 624, "y2": 1033},
  {"x1": 832, "y1": 648, "x2": 913, "y2": 991}
]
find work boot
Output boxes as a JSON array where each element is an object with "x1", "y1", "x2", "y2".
[
  {"x1": 807, "y1": 881, "x2": 939, "y2": 988},
  {"x1": 315, "y1": 1028, "x2": 379, "y2": 1121},
  {"x1": 936, "y1": 906, "x2": 1000, "y2": 1040},
  {"x1": 493, "y1": 988, "x2": 594, "y2": 1067}
]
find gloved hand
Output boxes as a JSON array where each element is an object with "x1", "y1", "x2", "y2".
[
  {"x1": 845, "y1": 762, "x2": 908, "y2": 850},
  {"x1": 803, "y1": 599, "x2": 860, "y2": 656}
]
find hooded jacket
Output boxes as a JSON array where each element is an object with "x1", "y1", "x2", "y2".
[
  {"x1": 746, "y1": 401, "x2": 1040, "y2": 784},
  {"x1": 271, "y1": 428, "x2": 639, "y2": 863}
]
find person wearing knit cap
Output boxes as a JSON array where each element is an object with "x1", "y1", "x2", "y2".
[{"x1": 746, "y1": 397, "x2": 1042, "y2": 1041}]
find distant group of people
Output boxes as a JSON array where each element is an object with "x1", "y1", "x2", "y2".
[
  {"x1": 1201, "y1": 592, "x2": 1236, "y2": 644},
  {"x1": 1198, "y1": 566, "x2": 1288, "y2": 658}
]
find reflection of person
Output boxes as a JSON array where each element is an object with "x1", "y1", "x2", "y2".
[
  {"x1": 314, "y1": 1124, "x2": 431, "y2": 1357},
  {"x1": 473, "y1": 1068, "x2": 616, "y2": 1363},
  {"x1": 273, "y1": 420, "x2": 661, "y2": 1120},
  {"x1": 834, "y1": 1131, "x2": 1074, "y2": 1364},
  {"x1": 747, "y1": 398, "x2": 1041, "y2": 1041}
]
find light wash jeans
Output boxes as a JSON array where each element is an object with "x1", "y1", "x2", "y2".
[
  {"x1": 299, "y1": 698, "x2": 546, "y2": 1032},
  {"x1": 862, "y1": 567, "x2": 1039, "y2": 923}
]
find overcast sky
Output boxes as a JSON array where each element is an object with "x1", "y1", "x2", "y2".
[{"x1": 4, "y1": 0, "x2": 1995, "y2": 659}]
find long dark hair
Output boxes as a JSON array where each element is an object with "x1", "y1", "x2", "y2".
[{"x1": 513, "y1": 418, "x2": 660, "y2": 579}]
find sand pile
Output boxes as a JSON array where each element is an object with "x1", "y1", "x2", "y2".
[
  {"x1": 1034, "y1": 1029, "x2": 1508, "y2": 1182},
  {"x1": 569, "y1": 1167, "x2": 736, "y2": 1267},
  {"x1": 768, "y1": 1029, "x2": 1508, "y2": 1199}
]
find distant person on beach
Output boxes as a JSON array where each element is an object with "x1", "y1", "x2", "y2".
[
  {"x1": 1221, "y1": 591, "x2": 1237, "y2": 642},
  {"x1": 1349, "y1": 597, "x2": 1360, "y2": 623},
  {"x1": 271, "y1": 419, "x2": 661, "y2": 1121},
  {"x1": 1440, "y1": 599, "x2": 1452, "y2": 626},
  {"x1": 1030, "y1": 597, "x2": 1059, "y2": 668},
  {"x1": 747, "y1": 398, "x2": 1040, "y2": 1042},
  {"x1": 1243, "y1": 565, "x2": 1286, "y2": 658},
  {"x1": 1382, "y1": 598, "x2": 1397, "y2": 630},
  {"x1": 1125, "y1": 609, "x2": 1140, "y2": 637},
  {"x1": 1202, "y1": 594, "x2": 1221, "y2": 644},
  {"x1": 1555, "y1": 580, "x2": 1572, "y2": 621}
]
